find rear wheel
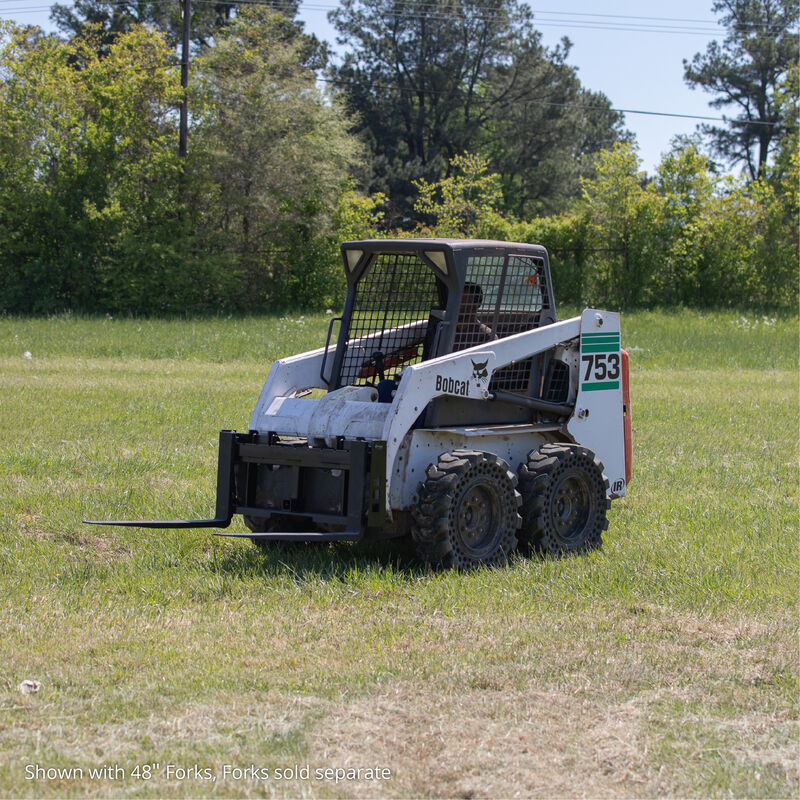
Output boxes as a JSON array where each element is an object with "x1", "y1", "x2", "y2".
[
  {"x1": 411, "y1": 450, "x2": 521, "y2": 570},
  {"x1": 518, "y1": 443, "x2": 609, "y2": 555}
]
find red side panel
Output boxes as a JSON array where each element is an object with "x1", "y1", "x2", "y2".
[{"x1": 621, "y1": 349, "x2": 632, "y2": 484}]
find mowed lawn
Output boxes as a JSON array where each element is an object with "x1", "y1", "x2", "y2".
[{"x1": 0, "y1": 310, "x2": 797, "y2": 799}]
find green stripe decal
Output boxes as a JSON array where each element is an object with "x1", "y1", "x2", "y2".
[
  {"x1": 582, "y1": 332, "x2": 620, "y2": 339},
  {"x1": 581, "y1": 336, "x2": 620, "y2": 344},
  {"x1": 582, "y1": 344, "x2": 620, "y2": 353},
  {"x1": 582, "y1": 380, "x2": 620, "y2": 391}
]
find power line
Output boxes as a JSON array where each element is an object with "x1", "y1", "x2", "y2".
[
  {"x1": 315, "y1": 74, "x2": 780, "y2": 126},
  {"x1": 189, "y1": 0, "x2": 735, "y2": 36},
  {"x1": 269, "y1": 0, "x2": 793, "y2": 33},
  {"x1": 0, "y1": 0, "x2": 788, "y2": 35},
  {"x1": 0, "y1": 1, "x2": 733, "y2": 41},
  {"x1": 0, "y1": 6, "x2": 722, "y2": 45},
  {"x1": 534, "y1": 10, "x2": 722, "y2": 24},
  {"x1": 0, "y1": 0, "x2": 785, "y2": 127}
]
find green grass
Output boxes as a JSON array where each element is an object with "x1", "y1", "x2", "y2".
[{"x1": 0, "y1": 309, "x2": 797, "y2": 798}]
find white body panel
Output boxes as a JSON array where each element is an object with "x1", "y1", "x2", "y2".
[
  {"x1": 566, "y1": 309, "x2": 627, "y2": 497},
  {"x1": 249, "y1": 320, "x2": 428, "y2": 434},
  {"x1": 260, "y1": 386, "x2": 390, "y2": 448},
  {"x1": 382, "y1": 316, "x2": 583, "y2": 510},
  {"x1": 395, "y1": 425, "x2": 562, "y2": 510},
  {"x1": 249, "y1": 345, "x2": 329, "y2": 431},
  {"x1": 248, "y1": 309, "x2": 626, "y2": 515}
]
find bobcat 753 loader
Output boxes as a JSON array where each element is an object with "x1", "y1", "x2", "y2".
[{"x1": 88, "y1": 239, "x2": 632, "y2": 569}]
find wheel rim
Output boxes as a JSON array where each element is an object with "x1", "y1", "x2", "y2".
[
  {"x1": 550, "y1": 470, "x2": 591, "y2": 543},
  {"x1": 455, "y1": 480, "x2": 501, "y2": 556}
]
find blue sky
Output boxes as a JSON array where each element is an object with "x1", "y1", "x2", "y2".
[{"x1": 0, "y1": 0, "x2": 732, "y2": 175}]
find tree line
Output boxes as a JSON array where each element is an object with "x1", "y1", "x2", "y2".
[
  {"x1": 412, "y1": 143, "x2": 797, "y2": 308},
  {"x1": 0, "y1": 0, "x2": 796, "y2": 314}
]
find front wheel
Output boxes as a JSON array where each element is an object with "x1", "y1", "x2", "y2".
[
  {"x1": 411, "y1": 450, "x2": 521, "y2": 570},
  {"x1": 518, "y1": 443, "x2": 609, "y2": 555}
]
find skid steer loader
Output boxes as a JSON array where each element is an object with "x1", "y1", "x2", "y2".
[{"x1": 87, "y1": 239, "x2": 632, "y2": 569}]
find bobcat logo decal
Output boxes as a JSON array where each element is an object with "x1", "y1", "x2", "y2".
[{"x1": 471, "y1": 358, "x2": 489, "y2": 382}]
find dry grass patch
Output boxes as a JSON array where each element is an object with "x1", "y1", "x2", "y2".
[
  {"x1": 306, "y1": 606, "x2": 797, "y2": 799},
  {"x1": 1, "y1": 694, "x2": 322, "y2": 799},
  {"x1": 310, "y1": 684, "x2": 660, "y2": 799}
]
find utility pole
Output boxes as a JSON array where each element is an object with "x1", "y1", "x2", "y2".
[{"x1": 179, "y1": 0, "x2": 191, "y2": 157}]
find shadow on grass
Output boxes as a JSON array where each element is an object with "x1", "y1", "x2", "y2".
[
  {"x1": 204, "y1": 534, "x2": 581, "y2": 586},
  {"x1": 206, "y1": 535, "x2": 431, "y2": 584}
]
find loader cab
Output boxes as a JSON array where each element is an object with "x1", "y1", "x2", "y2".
[{"x1": 325, "y1": 239, "x2": 560, "y2": 423}]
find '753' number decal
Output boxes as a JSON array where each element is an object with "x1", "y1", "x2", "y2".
[{"x1": 582, "y1": 352, "x2": 621, "y2": 382}]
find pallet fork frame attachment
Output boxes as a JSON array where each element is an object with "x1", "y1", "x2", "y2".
[{"x1": 84, "y1": 431, "x2": 236, "y2": 529}]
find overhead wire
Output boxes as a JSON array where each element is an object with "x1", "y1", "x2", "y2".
[
  {"x1": 220, "y1": 0, "x2": 792, "y2": 33},
  {"x1": 312, "y1": 74, "x2": 779, "y2": 126},
  {"x1": 0, "y1": 0, "x2": 789, "y2": 127},
  {"x1": 1, "y1": 0, "x2": 789, "y2": 34}
]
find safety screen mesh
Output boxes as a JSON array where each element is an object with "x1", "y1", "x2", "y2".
[
  {"x1": 338, "y1": 253, "x2": 444, "y2": 387},
  {"x1": 544, "y1": 360, "x2": 570, "y2": 403},
  {"x1": 457, "y1": 254, "x2": 549, "y2": 393}
]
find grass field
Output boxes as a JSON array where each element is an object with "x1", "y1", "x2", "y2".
[{"x1": 0, "y1": 309, "x2": 797, "y2": 798}]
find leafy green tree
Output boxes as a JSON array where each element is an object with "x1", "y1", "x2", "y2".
[
  {"x1": 770, "y1": 62, "x2": 800, "y2": 178},
  {"x1": 653, "y1": 140, "x2": 717, "y2": 303},
  {"x1": 385, "y1": 139, "x2": 797, "y2": 310},
  {"x1": 485, "y1": 38, "x2": 627, "y2": 217},
  {"x1": 329, "y1": 0, "x2": 627, "y2": 218},
  {"x1": 702, "y1": 176, "x2": 798, "y2": 305},
  {"x1": 413, "y1": 153, "x2": 507, "y2": 237},
  {"x1": 0, "y1": 22, "x2": 195, "y2": 313},
  {"x1": 0, "y1": 24, "x2": 86, "y2": 312},
  {"x1": 651, "y1": 138, "x2": 796, "y2": 307},
  {"x1": 684, "y1": 0, "x2": 799, "y2": 179},
  {"x1": 80, "y1": 26, "x2": 197, "y2": 312},
  {"x1": 51, "y1": 0, "x2": 241, "y2": 50},
  {"x1": 0, "y1": 11, "x2": 361, "y2": 315},
  {"x1": 191, "y1": 6, "x2": 360, "y2": 308},
  {"x1": 50, "y1": 0, "x2": 332, "y2": 69},
  {"x1": 329, "y1": 0, "x2": 523, "y2": 209},
  {"x1": 333, "y1": 189, "x2": 388, "y2": 240},
  {"x1": 579, "y1": 144, "x2": 665, "y2": 307},
  {"x1": 579, "y1": 140, "x2": 797, "y2": 308},
  {"x1": 768, "y1": 62, "x2": 799, "y2": 250}
]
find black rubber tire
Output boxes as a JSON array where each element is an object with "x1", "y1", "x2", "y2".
[
  {"x1": 411, "y1": 450, "x2": 522, "y2": 570},
  {"x1": 518, "y1": 443, "x2": 610, "y2": 555}
]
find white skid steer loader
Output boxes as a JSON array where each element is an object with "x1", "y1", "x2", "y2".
[{"x1": 88, "y1": 239, "x2": 632, "y2": 569}]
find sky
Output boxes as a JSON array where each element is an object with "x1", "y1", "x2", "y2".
[{"x1": 0, "y1": 0, "x2": 734, "y2": 175}]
